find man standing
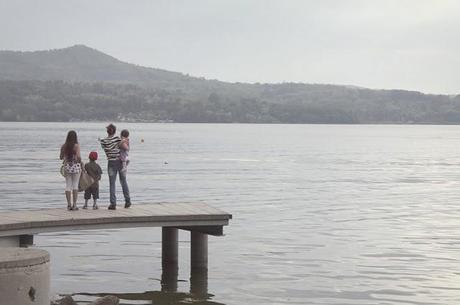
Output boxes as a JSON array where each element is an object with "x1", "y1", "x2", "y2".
[{"x1": 100, "y1": 123, "x2": 131, "y2": 209}]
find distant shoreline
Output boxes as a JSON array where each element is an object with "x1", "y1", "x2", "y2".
[{"x1": 2, "y1": 120, "x2": 460, "y2": 126}]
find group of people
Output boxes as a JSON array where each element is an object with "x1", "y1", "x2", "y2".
[{"x1": 60, "y1": 123, "x2": 131, "y2": 210}]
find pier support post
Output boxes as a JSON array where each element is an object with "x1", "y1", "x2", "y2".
[
  {"x1": 161, "y1": 228, "x2": 178, "y2": 292},
  {"x1": 162, "y1": 228, "x2": 178, "y2": 266},
  {"x1": 19, "y1": 235, "x2": 34, "y2": 248},
  {"x1": 0, "y1": 235, "x2": 34, "y2": 248},
  {"x1": 190, "y1": 231, "x2": 208, "y2": 297},
  {"x1": 190, "y1": 266, "x2": 208, "y2": 297},
  {"x1": 161, "y1": 263, "x2": 178, "y2": 292},
  {"x1": 190, "y1": 231, "x2": 208, "y2": 270},
  {"x1": 0, "y1": 236, "x2": 19, "y2": 247}
]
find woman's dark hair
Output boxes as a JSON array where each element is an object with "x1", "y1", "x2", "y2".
[
  {"x1": 121, "y1": 129, "x2": 129, "y2": 137},
  {"x1": 63, "y1": 130, "x2": 78, "y2": 159}
]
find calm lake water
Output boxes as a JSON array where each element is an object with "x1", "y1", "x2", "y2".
[{"x1": 1, "y1": 122, "x2": 460, "y2": 305}]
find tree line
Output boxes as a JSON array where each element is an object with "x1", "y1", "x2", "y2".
[{"x1": 1, "y1": 80, "x2": 460, "y2": 124}]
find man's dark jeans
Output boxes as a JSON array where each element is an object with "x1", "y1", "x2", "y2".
[{"x1": 108, "y1": 160, "x2": 130, "y2": 206}]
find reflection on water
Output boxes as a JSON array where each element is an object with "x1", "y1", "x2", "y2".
[
  {"x1": 161, "y1": 263, "x2": 178, "y2": 293},
  {"x1": 75, "y1": 291, "x2": 223, "y2": 305},
  {"x1": 189, "y1": 268, "x2": 208, "y2": 298},
  {"x1": 74, "y1": 267, "x2": 222, "y2": 305}
]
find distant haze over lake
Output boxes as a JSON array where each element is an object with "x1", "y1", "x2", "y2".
[{"x1": 0, "y1": 45, "x2": 460, "y2": 124}]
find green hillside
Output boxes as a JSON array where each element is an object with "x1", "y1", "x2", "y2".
[{"x1": 0, "y1": 45, "x2": 459, "y2": 123}]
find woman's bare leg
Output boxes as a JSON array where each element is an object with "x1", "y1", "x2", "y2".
[
  {"x1": 72, "y1": 190, "x2": 79, "y2": 210},
  {"x1": 65, "y1": 191, "x2": 72, "y2": 210}
]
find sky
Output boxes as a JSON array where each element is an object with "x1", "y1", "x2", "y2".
[{"x1": 0, "y1": 0, "x2": 459, "y2": 94}]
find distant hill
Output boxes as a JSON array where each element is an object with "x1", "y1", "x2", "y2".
[
  {"x1": 0, "y1": 45, "x2": 459, "y2": 123},
  {"x1": 0, "y1": 45, "x2": 197, "y2": 86}
]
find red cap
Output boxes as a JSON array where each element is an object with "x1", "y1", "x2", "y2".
[{"x1": 89, "y1": 151, "x2": 98, "y2": 161}]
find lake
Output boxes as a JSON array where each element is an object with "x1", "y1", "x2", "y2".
[{"x1": 1, "y1": 122, "x2": 460, "y2": 305}]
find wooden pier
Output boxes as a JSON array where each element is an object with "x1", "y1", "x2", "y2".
[{"x1": 0, "y1": 202, "x2": 232, "y2": 272}]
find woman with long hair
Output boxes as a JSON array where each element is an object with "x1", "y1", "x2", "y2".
[{"x1": 60, "y1": 130, "x2": 82, "y2": 210}]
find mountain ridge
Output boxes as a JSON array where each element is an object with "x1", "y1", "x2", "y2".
[
  {"x1": 0, "y1": 44, "x2": 443, "y2": 95},
  {"x1": 1, "y1": 45, "x2": 460, "y2": 124},
  {"x1": 0, "y1": 44, "x2": 196, "y2": 88}
]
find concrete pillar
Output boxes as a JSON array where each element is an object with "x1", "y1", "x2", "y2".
[
  {"x1": 190, "y1": 231, "x2": 208, "y2": 270},
  {"x1": 162, "y1": 227, "x2": 178, "y2": 266},
  {"x1": 0, "y1": 236, "x2": 19, "y2": 247},
  {"x1": 0, "y1": 248, "x2": 50, "y2": 305},
  {"x1": 161, "y1": 262, "x2": 178, "y2": 292},
  {"x1": 190, "y1": 267, "x2": 208, "y2": 297},
  {"x1": 161, "y1": 227, "x2": 178, "y2": 292},
  {"x1": 19, "y1": 235, "x2": 34, "y2": 248},
  {"x1": 0, "y1": 235, "x2": 34, "y2": 248}
]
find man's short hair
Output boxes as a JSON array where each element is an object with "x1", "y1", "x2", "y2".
[{"x1": 106, "y1": 123, "x2": 116, "y2": 135}]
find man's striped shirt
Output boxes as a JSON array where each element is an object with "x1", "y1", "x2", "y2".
[{"x1": 100, "y1": 136, "x2": 121, "y2": 161}]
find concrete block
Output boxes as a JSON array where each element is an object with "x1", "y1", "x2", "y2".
[{"x1": 0, "y1": 248, "x2": 50, "y2": 305}]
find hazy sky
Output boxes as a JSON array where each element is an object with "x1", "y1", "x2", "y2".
[{"x1": 0, "y1": 0, "x2": 459, "y2": 94}]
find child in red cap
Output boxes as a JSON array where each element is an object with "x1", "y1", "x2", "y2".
[{"x1": 83, "y1": 151, "x2": 103, "y2": 209}]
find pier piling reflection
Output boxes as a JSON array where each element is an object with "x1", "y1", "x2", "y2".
[
  {"x1": 75, "y1": 264, "x2": 219, "y2": 304},
  {"x1": 190, "y1": 267, "x2": 208, "y2": 298}
]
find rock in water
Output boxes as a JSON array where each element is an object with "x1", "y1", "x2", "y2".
[
  {"x1": 90, "y1": 295, "x2": 120, "y2": 305},
  {"x1": 50, "y1": 295, "x2": 60, "y2": 305},
  {"x1": 51, "y1": 295, "x2": 77, "y2": 305}
]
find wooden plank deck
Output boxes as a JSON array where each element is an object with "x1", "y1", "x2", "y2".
[{"x1": 0, "y1": 202, "x2": 232, "y2": 237}]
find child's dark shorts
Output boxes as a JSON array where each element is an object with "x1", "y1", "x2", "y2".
[{"x1": 84, "y1": 184, "x2": 99, "y2": 200}]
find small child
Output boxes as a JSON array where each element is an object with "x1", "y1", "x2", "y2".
[
  {"x1": 120, "y1": 129, "x2": 130, "y2": 173},
  {"x1": 83, "y1": 151, "x2": 103, "y2": 209}
]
